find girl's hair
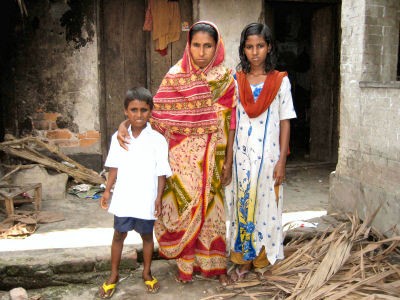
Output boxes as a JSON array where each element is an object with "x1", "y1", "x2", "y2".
[
  {"x1": 237, "y1": 23, "x2": 277, "y2": 73},
  {"x1": 124, "y1": 87, "x2": 154, "y2": 110},
  {"x1": 189, "y1": 23, "x2": 218, "y2": 45}
]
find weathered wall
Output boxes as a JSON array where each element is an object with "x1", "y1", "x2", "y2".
[
  {"x1": 193, "y1": 0, "x2": 263, "y2": 71},
  {"x1": 13, "y1": 0, "x2": 101, "y2": 169},
  {"x1": 329, "y1": 0, "x2": 400, "y2": 236}
]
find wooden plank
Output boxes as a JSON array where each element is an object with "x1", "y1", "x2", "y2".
[
  {"x1": 123, "y1": 0, "x2": 146, "y2": 90},
  {"x1": 101, "y1": 0, "x2": 147, "y2": 150},
  {"x1": 102, "y1": 0, "x2": 125, "y2": 144},
  {"x1": 171, "y1": 0, "x2": 192, "y2": 68},
  {"x1": 309, "y1": 5, "x2": 335, "y2": 161},
  {"x1": 149, "y1": 39, "x2": 171, "y2": 94}
]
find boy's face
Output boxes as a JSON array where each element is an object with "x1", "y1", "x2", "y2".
[{"x1": 124, "y1": 99, "x2": 151, "y2": 131}]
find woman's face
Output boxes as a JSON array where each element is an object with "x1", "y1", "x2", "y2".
[
  {"x1": 243, "y1": 34, "x2": 270, "y2": 69},
  {"x1": 189, "y1": 31, "x2": 217, "y2": 69}
]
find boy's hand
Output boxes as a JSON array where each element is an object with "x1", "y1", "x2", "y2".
[
  {"x1": 154, "y1": 198, "x2": 162, "y2": 218},
  {"x1": 100, "y1": 190, "x2": 111, "y2": 209}
]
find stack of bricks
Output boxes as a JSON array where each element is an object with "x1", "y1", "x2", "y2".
[{"x1": 32, "y1": 111, "x2": 100, "y2": 151}]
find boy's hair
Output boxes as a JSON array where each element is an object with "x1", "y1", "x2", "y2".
[
  {"x1": 124, "y1": 87, "x2": 154, "y2": 110},
  {"x1": 237, "y1": 23, "x2": 277, "y2": 74}
]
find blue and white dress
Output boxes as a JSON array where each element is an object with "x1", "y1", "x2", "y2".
[{"x1": 226, "y1": 76, "x2": 296, "y2": 265}]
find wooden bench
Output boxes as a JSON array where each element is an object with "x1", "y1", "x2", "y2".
[{"x1": 0, "y1": 183, "x2": 42, "y2": 216}]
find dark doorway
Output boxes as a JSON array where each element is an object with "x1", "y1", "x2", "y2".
[{"x1": 265, "y1": 0, "x2": 340, "y2": 164}]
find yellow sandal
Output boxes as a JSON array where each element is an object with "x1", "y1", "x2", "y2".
[
  {"x1": 99, "y1": 281, "x2": 117, "y2": 299},
  {"x1": 144, "y1": 276, "x2": 159, "y2": 293}
]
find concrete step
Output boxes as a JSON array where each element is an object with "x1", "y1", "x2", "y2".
[{"x1": 0, "y1": 245, "x2": 143, "y2": 290}]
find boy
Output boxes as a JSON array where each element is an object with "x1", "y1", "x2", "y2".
[{"x1": 98, "y1": 87, "x2": 171, "y2": 298}]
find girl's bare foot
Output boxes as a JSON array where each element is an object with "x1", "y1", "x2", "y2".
[{"x1": 229, "y1": 264, "x2": 251, "y2": 282}]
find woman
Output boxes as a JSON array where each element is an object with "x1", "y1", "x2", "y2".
[
  {"x1": 118, "y1": 21, "x2": 235, "y2": 285},
  {"x1": 226, "y1": 23, "x2": 296, "y2": 281}
]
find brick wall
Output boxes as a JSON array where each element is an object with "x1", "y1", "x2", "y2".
[
  {"x1": 32, "y1": 110, "x2": 101, "y2": 156},
  {"x1": 329, "y1": 0, "x2": 400, "y2": 236},
  {"x1": 362, "y1": 0, "x2": 399, "y2": 81}
]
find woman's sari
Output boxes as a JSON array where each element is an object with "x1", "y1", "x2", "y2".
[{"x1": 152, "y1": 21, "x2": 235, "y2": 281}]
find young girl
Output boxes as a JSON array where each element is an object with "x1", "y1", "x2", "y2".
[{"x1": 226, "y1": 23, "x2": 297, "y2": 281}]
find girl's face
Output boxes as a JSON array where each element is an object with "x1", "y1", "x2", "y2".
[
  {"x1": 244, "y1": 34, "x2": 270, "y2": 69},
  {"x1": 124, "y1": 99, "x2": 151, "y2": 131},
  {"x1": 189, "y1": 31, "x2": 217, "y2": 69}
]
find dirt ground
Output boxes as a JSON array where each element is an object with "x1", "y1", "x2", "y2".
[{"x1": 0, "y1": 164, "x2": 335, "y2": 300}]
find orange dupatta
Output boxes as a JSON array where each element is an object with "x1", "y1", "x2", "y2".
[{"x1": 236, "y1": 70, "x2": 287, "y2": 118}]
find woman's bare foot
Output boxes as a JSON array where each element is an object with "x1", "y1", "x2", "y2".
[
  {"x1": 175, "y1": 274, "x2": 193, "y2": 284},
  {"x1": 218, "y1": 274, "x2": 232, "y2": 286}
]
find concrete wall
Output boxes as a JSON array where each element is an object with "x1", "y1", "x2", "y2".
[
  {"x1": 13, "y1": 0, "x2": 101, "y2": 167},
  {"x1": 193, "y1": 0, "x2": 263, "y2": 71},
  {"x1": 329, "y1": 0, "x2": 400, "y2": 236}
]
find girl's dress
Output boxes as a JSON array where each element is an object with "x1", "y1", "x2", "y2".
[
  {"x1": 152, "y1": 21, "x2": 236, "y2": 281},
  {"x1": 227, "y1": 74, "x2": 296, "y2": 266}
]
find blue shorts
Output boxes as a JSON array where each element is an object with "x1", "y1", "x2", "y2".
[{"x1": 114, "y1": 216, "x2": 155, "y2": 235}]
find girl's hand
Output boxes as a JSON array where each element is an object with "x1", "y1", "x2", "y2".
[
  {"x1": 221, "y1": 162, "x2": 233, "y2": 186},
  {"x1": 117, "y1": 121, "x2": 130, "y2": 150},
  {"x1": 100, "y1": 190, "x2": 111, "y2": 209},
  {"x1": 154, "y1": 198, "x2": 162, "y2": 218},
  {"x1": 273, "y1": 161, "x2": 286, "y2": 186}
]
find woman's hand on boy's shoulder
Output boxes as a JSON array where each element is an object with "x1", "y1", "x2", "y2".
[{"x1": 117, "y1": 120, "x2": 130, "y2": 150}]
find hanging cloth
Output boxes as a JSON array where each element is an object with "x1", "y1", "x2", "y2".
[
  {"x1": 143, "y1": 1, "x2": 153, "y2": 31},
  {"x1": 150, "y1": 0, "x2": 181, "y2": 54}
]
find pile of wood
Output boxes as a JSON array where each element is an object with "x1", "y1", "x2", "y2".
[
  {"x1": 205, "y1": 213, "x2": 400, "y2": 299},
  {"x1": 0, "y1": 137, "x2": 104, "y2": 185}
]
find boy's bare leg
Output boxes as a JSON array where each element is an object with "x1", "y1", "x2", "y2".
[
  {"x1": 99, "y1": 230, "x2": 127, "y2": 297},
  {"x1": 141, "y1": 233, "x2": 159, "y2": 292}
]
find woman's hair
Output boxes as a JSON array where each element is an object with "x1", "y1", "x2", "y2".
[
  {"x1": 124, "y1": 87, "x2": 154, "y2": 110},
  {"x1": 237, "y1": 23, "x2": 277, "y2": 73},
  {"x1": 189, "y1": 23, "x2": 218, "y2": 45}
]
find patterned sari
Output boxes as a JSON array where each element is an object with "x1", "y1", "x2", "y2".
[{"x1": 152, "y1": 22, "x2": 235, "y2": 281}]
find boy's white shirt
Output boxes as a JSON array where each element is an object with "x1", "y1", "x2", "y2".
[{"x1": 104, "y1": 123, "x2": 172, "y2": 220}]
